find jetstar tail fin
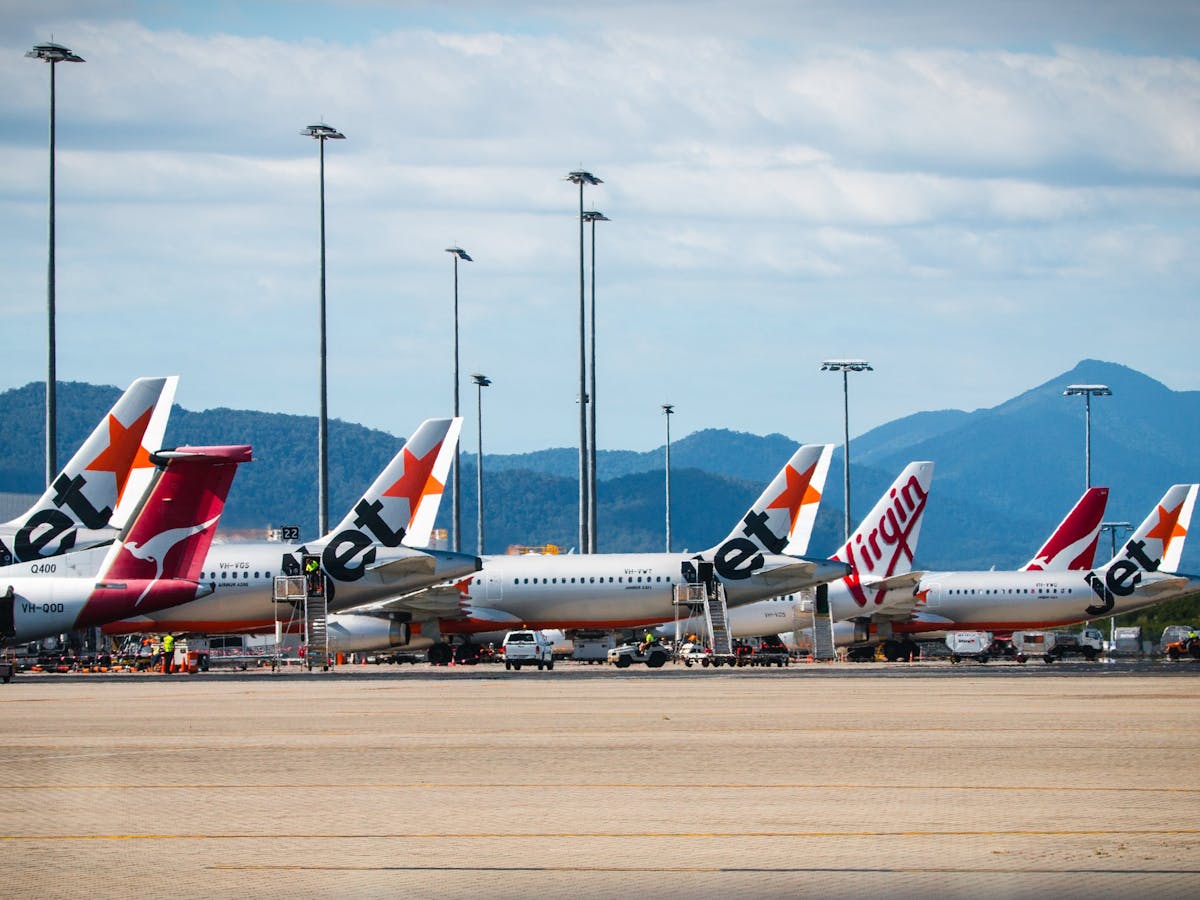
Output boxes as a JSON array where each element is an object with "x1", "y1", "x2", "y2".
[
  {"x1": 321, "y1": 418, "x2": 461, "y2": 549},
  {"x1": 1021, "y1": 487, "x2": 1109, "y2": 571},
  {"x1": 1099, "y1": 484, "x2": 1198, "y2": 575},
  {"x1": 707, "y1": 444, "x2": 833, "y2": 556},
  {"x1": 0, "y1": 376, "x2": 178, "y2": 563},
  {"x1": 99, "y1": 445, "x2": 252, "y2": 583}
]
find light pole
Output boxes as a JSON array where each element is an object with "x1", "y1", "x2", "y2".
[
  {"x1": 446, "y1": 247, "x2": 473, "y2": 552},
  {"x1": 26, "y1": 41, "x2": 84, "y2": 488},
  {"x1": 1063, "y1": 384, "x2": 1111, "y2": 490},
  {"x1": 471, "y1": 373, "x2": 491, "y2": 556},
  {"x1": 663, "y1": 403, "x2": 674, "y2": 553},
  {"x1": 1099, "y1": 520, "x2": 1132, "y2": 643},
  {"x1": 582, "y1": 210, "x2": 609, "y2": 553},
  {"x1": 300, "y1": 122, "x2": 345, "y2": 536},
  {"x1": 821, "y1": 359, "x2": 873, "y2": 543},
  {"x1": 566, "y1": 170, "x2": 602, "y2": 553}
]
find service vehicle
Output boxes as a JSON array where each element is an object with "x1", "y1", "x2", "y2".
[
  {"x1": 1160, "y1": 625, "x2": 1197, "y2": 652},
  {"x1": 678, "y1": 641, "x2": 712, "y2": 667},
  {"x1": 748, "y1": 635, "x2": 791, "y2": 667},
  {"x1": 945, "y1": 631, "x2": 993, "y2": 664},
  {"x1": 1110, "y1": 626, "x2": 1144, "y2": 656},
  {"x1": 501, "y1": 630, "x2": 555, "y2": 670},
  {"x1": 1163, "y1": 630, "x2": 1200, "y2": 661},
  {"x1": 1013, "y1": 627, "x2": 1103, "y2": 663},
  {"x1": 607, "y1": 639, "x2": 671, "y2": 669}
]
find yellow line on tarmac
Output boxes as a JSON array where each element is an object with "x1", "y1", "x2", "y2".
[
  {"x1": 4, "y1": 829, "x2": 1200, "y2": 841},
  {"x1": 1, "y1": 782, "x2": 1197, "y2": 795}
]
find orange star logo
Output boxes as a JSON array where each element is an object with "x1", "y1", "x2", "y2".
[
  {"x1": 1145, "y1": 501, "x2": 1188, "y2": 547},
  {"x1": 382, "y1": 441, "x2": 444, "y2": 525},
  {"x1": 85, "y1": 405, "x2": 157, "y2": 508},
  {"x1": 766, "y1": 461, "x2": 821, "y2": 536}
]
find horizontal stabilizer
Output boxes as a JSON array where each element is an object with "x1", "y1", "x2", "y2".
[
  {"x1": 861, "y1": 571, "x2": 924, "y2": 594},
  {"x1": 366, "y1": 553, "x2": 437, "y2": 580}
]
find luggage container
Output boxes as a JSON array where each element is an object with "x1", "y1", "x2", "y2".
[{"x1": 944, "y1": 631, "x2": 993, "y2": 664}]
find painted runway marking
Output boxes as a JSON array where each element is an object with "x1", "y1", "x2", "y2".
[{"x1": 4, "y1": 829, "x2": 1200, "y2": 841}]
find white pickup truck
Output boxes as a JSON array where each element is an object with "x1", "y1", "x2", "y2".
[{"x1": 501, "y1": 630, "x2": 555, "y2": 671}]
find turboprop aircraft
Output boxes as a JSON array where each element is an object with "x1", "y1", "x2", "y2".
[
  {"x1": 835, "y1": 483, "x2": 1199, "y2": 659},
  {"x1": 1, "y1": 444, "x2": 249, "y2": 645},
  {"x1": 667, "y1": 460, "x2": 935, "y2": 646},
  {"x1": 100, "y1": 417, "x2": 481, "y2": 636},
  {"x1": 0, "y1": 376, "x2": 177, "y2": 566},
  {"x1": 326, "y1": 443, "x2": 853, "y2": 663}
]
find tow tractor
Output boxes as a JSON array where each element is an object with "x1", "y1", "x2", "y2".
[
  {"x1": 1164, "y1": 633, "x2": 1200, "y2": 661},
  {"x1": 607, "y1": 639, "x2": 672, "y2": 669}
]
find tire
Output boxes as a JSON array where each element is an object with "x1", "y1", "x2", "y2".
[
  {"x1": 684, "y1": 659, "x2": 693, "y2": 667},
  {"x1": 614, "y1": 656, "x2": 631, "y2": 669},
  {"x1": 1191, "y1": 644, "x2": 1200, "y2": 660},
  {"x1": 514, "y1": 663, "x2": 522, "y2": 670},
  {"x1": 1168, "y1": 647, "x2": 1180, "y2": 661},
  {"x1": 977, "y1": 654, "x2": 988, "y2": 664},
  {"x1": 647, "y1": 650, "x2": 668, "y2": 669},
  {"x1": 546, "y1": 658, "x2": 554, "y2": 670},
  {"x1": 1043, "y1": 654, "x2": 1056, "y2": 664},
  {"x1": 504, "y1": 661, "x2": 512, "y2": 670},
  {"x1": 1016, "y1": 654, "x2": 1026, "y2": 664},
  {"x1": 701, "y1": 658, "x2": 710, "y2": 667},
  {"x1": 950, "y1": 655, "x2": 960, "y2": 665},
  {"x1": 882, "y1": 640, "x2": 903, "y2": 662}
]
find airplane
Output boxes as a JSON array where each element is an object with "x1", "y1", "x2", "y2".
[
  {"x1": 660, "y1": 460, "x2": 936, "y2": 647},
  {"x1": 100, "y1": 417, "x2": 482, "y2": 637},
  {"x1": 1, "y1": 444, "x2": 250, "y2": 646},
  {"x1": 0, "y1": 376, "x2": 178, "y2": 566},
  {"x1": 792, "y1": 484, "x2": 1109, "y2": 658},
  {"x1": 831, "y1": 483, "x2": 1199, "y2": 659},
  {"x1": 326, "y1": 443, "x2": 854, "y2": 663}
]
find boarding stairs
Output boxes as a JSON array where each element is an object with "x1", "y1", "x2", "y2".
[
  {"x1": 807, "y1": 585, "x2": 837, "y2": 661},
  {"x1": 703, "y1": 584, "x2": 733, "y2": 657}
]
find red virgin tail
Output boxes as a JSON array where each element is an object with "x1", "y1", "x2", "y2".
[{"x1": 100, "y1": 446, "x2": 253, "y2": 583}]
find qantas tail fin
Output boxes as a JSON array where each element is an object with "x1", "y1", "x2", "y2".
[
  {"x1": 1098, "y1": 484, "x2": 1198, "y2": 576},
  {"x1": 321, "y1": 418, "x2": 462, "y2": 549},
  {"x1": 707, "y1": 444, "x2": 833, "y2": 557},
  {"x1": 0, "y1": 376, "x2": 178, "y2": 563},
  {"x1": 1021, "y1": 486, "x2": 1109, "y2": 571},
  {"x1": 99, "y1": 445, "x2": 252, "y2": 583},
  {"x1": 833, "y1": 461, "x2": 934, "y2": 580}
]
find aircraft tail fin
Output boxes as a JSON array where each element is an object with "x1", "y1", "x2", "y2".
[
  {"x1": 99, "y1": 445, "x2": 252, "y2": 582},
  {"x1": 321, "y1": 418, "x2": 461, "y2": 549},
  {"x1": 1, "y1": 376, "x2": 178, "y2": 561},
  {"x1": 1021, "y1": 486, "x2": 1109, "y2": 571},
  {"x1": 834, "y1": 461, "x2": 934, "y2": 580},
  {"x1": 1099, "y1": 484, "x2": 1198, "y2": 575},
  {"x1": 708, "y1": 444, "x2": 833, "y2": 556}
]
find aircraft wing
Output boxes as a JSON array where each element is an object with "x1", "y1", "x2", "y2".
[
  {"x1": 358, "y1": 583, "x2": 463, "y2": 616},
  {"x1": 1137, "y1": 575, "x2": 1195, "y2": 598}
]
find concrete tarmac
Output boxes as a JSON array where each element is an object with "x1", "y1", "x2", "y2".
[{"x1": 1, "y1": 662, "x2": 1198, "y2": 898}]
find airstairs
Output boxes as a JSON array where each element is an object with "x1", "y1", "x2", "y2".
[
  {"x1": 272, "y1": 557, "x2": 330, "y2": 670},
  {"x1": 806, "y1": 584, "x2": 838, "y2": 661}
]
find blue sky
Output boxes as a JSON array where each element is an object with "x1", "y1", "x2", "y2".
[{"x1": 2, "y1": 1, "x2": 1198, "y2": 453}]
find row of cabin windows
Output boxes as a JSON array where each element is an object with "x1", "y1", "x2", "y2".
[
  {"x1": 944, "y1": 587, "x2": 1075, "y2": 595},
  {"x1": 492, "y1": 575, "x2": 678, "y2": 586},
  {"x1": 201, "y1": 571, "x2": 271, "y2": 580}
]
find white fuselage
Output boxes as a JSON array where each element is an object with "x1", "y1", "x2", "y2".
[
  {"x1": 441, "y1": 550, "x2": 848, "y2": 634},
  {"x1": 100, "y1": 542, "x2": 479, "y2": 635}
]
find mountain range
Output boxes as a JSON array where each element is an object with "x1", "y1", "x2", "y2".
[{"x1": 1, "y1": 360, "x2": 1197, "y2": 573}]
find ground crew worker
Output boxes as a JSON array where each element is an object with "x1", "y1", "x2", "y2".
[
  {"x1": 305, "y1": 557, "x2": 322, "y2": 594},
  {"x1": 161, "y1": 633, "x2": 175, "y2": 674}
]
